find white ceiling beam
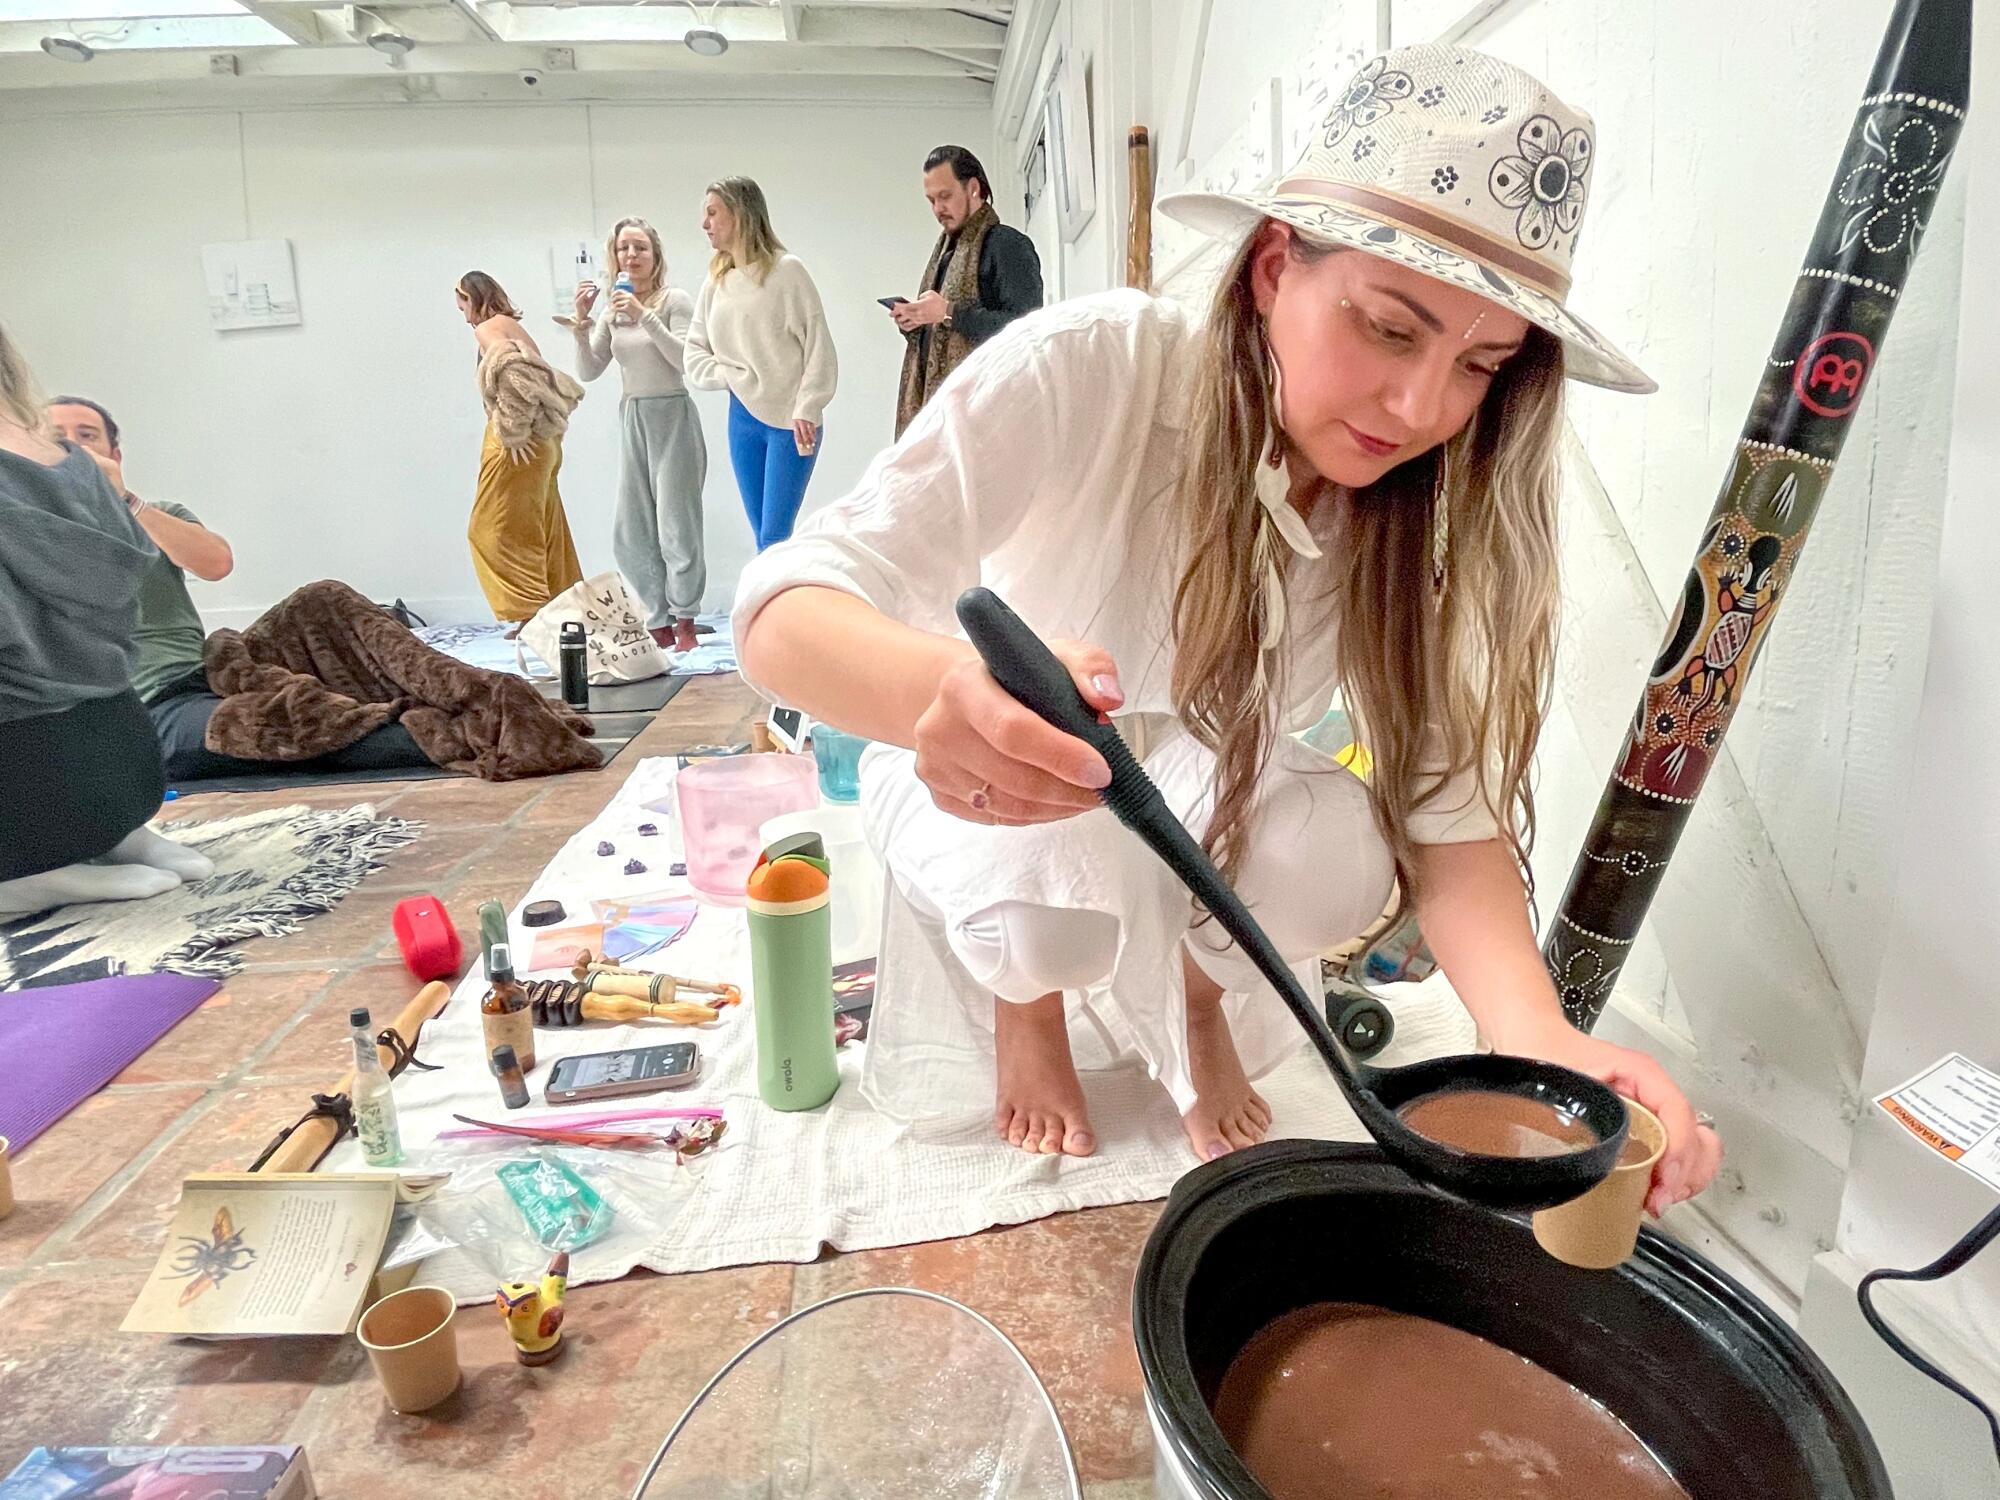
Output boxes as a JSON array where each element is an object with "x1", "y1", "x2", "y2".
[
  {"x1": 989, "y1": 0, "x2": 1053, "y2": 135},
  {"x1": 914, "y1": 46, "x2": 995, "y2": 79},
  {"x1": 789, "y1": 0, "x2": 1012, "y2": 8},
  {"x1": 498, "y1": 7, "x2": 786, "y2": 42},
  {"x1": 801, "y1": 8, "x2": 1003, "y2": 49},
  {"x1": 338, "y1": 6, "x2": 485, "y2": 43},
  {"x1": 0, "y1": 34, "x2": 984, "y2": 80},
  {"x1": 494, "y1": 5, "x2": 998, "y2": 49},
  {"x1": 0, "y1": 65, "x2": 991, "y2": 111},
  {"x1": 444, "y1": 0, "x2": 501, "y2": 42},
  {"x1": 0, "y1": 15, "x2": 288, "y2": 51},
  {"x1": 779, "y1": 0, "x2": 801, "y2": 42},
  {"x1": 238, "y1": 1, "x2": 325, "y2": 44}
]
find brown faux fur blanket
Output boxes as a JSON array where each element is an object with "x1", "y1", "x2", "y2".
[{"x1": 202, "y1": 580, "x2": 602, "y2": 781}]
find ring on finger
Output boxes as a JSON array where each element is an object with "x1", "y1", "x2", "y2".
[{"x1": 1694, "y1": 1111, "x2": 1716, "y2": 1131}]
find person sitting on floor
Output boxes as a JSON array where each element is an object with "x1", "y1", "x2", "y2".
[
  {"x1": 46, "y1": 395, "x2": 434, "y2": 784},
  {"x1": 0, "y1": 327, "x2": 213, "y2": 916}
]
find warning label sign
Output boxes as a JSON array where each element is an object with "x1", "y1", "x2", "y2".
[{"x1": 1874, "y1": 1052, "x2": 2000, "y2": 1194}]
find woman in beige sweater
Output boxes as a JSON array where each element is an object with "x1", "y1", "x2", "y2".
[
  {"x1": 458, "y1": 270, "x2": 585, "y2": 628},
  {"x1": 683, "y1": 178, "x2": 838, "y2": 551}
]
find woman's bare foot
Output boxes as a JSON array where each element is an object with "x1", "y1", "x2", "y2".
[
  {"x1": 993, "y1": 992, "x2": 1097, "y2": 1157},
  {"x1": 674, "y1": 617, "x2": 700, "y2": 654},
  {"x1": 1180, "y1": 957, "x2": 1272, "y2": 1161}
]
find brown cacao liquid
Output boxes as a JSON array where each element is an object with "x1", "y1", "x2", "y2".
[
  {"x1": 1214, "y1": 1302, "x2": 1691, "y2": 1499},
  {"x1": 1398, "y1": 1089, "x2": 1599, "y2": 1157}
]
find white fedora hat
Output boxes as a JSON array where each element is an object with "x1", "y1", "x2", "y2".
[{"x1": 1161, "y1": 42, "x2": 1654, "y2": 394}]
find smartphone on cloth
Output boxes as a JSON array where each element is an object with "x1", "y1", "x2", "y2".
[
  {"x1": 545, "y1": 1042, "x2": 701, "y2": 1103},
  {"x1": 878, "y1": 296, "x2": 910, "y2": 309}
]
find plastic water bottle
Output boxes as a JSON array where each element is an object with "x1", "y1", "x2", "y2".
[
  {"x1": 746, "y1": 832, "x2": 839, "y2": 1111},
  {"x1": 349, "y1": 1007, "x2": 404, "y2": 1167},
  {"x1": 615, "y1": 272, "x2": 636, "y2": 324}
]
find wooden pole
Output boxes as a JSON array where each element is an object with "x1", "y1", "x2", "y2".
[
  {"x1": 1544, "y1": 0, "x2": 1971, "y2": 1029},
  {"x1": 1127, "y1": 125, "x2": 1154, "y2": 293},
  {"x1": 254, "y1": 980, "x2": 453, "y2": 1173}
]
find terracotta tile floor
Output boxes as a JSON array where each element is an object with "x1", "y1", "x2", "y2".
[{"x1": 0, "y1": 674, "x2": 1160, "y2": 1497}]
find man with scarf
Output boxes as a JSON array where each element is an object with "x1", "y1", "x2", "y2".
[{"x1": 890, "y1": 145, "x2": 1044, "y2": 436}]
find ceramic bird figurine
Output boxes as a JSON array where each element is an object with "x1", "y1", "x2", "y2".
[{"x1": 494, "y1": 1250, "x2": 570, "y2": 1365}]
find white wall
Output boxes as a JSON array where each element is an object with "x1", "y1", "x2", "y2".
[
  {"x1": 1000, "y1": 0, "x2": 1977, "y2": 1295},
  {"x1": 1794, "y1": 14, "x2": 2000, "y2": 1485},
  {"x1": 0, "y1": 98, "x2": 994, "y2": 627},
  {"x1": 1438, "y1": 0, "x2": 1967, "y2": 1293},
  {"x1": 1002, "y1": 0, "x2": 1150, "y2": 302}
]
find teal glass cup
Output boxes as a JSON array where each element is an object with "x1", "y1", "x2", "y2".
[{"x1": 811, "y1": 726, "x2": 868, "y2": 804}]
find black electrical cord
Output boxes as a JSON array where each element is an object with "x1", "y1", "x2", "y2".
[{"x1": 1856, "y1": 1202, "x2": 2000, "y2": 1468}]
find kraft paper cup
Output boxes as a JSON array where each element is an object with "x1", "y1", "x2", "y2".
[
  {"x1": 357, "y1": 1285, "x2": 461, "y2": 1413},
  {"x1": 0, "y1": 1137, "x2": 13, "y2": 1220},
  {"x1": 1532, "y1": 1100, "x2": 1667, "y2": 1270}
]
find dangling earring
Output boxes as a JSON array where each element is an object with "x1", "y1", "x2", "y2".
[
  {"x1": 1431, "y1": 445, "x2": 1451, "y2": 598},
  {"x1": 1259, "y1": 325, "x2": 1285, "y2": 470}
]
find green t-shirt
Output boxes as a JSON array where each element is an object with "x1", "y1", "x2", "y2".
[{"x1": 131, "y1": 500, "x2": 211, "y2": 702}]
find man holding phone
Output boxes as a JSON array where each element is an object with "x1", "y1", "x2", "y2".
[{"x1": 889, "y1": 145, "x2": 1044, "y2": 436}]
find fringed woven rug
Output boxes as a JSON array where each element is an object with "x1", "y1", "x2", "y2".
[{"x1": 0, "y1": 804, "x2": 421, "y2": 990}]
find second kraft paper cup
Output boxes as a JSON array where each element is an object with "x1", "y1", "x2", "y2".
[
  {"x1": 1532, "y1": 1100, "x2": 1667, "y2": 1270},
  {"x1": 357, "y1": 1284, "x2": 461, "y2": 1413}
]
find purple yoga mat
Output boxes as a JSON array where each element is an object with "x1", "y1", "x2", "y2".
[{"x1": 0, "y1": 972, "x2": 221, "y2": 1153}]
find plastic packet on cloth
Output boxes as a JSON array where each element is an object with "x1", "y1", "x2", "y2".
[
  {"x1": 498, "y1": 1157, "x2": 612, "y2": 1250},
  {"x1": 412, "y1": 1138, "x2": 687, "y2": 1284}
]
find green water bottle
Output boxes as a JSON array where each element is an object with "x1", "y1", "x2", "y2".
[{"x1": 746, "y1": 831, "x2": 839, "y2": 1111}]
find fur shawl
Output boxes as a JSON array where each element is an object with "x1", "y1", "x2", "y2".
[{"x1": 479, "y1": 342, "x2": 586, "y2": 452}]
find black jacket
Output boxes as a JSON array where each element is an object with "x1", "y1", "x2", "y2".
[{"x1": 934, "y1": 223, "x2": 1045, "y2": 344}]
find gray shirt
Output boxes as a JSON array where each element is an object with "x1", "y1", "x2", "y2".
[
  {"x1": 130, "y1": 500, "x2": 210, "y2": 702},
  {"x1": 571, "y1": 287, "x2": 695, "y2": 399},
  {"x1": 0, "y1": 442, "x2": 155, "y2": 722}
]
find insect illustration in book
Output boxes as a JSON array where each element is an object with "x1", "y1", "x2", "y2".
[{"x1": 168, "y1": 1207, "x2": 257, "y2": 1305}]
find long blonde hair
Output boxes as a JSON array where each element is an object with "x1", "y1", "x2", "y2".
[
  {"x1": 605, "y1": 215, "x2": 668, "y2": 305},
  {"x1": 0, "y1": 322, "x2": 49, "y2": 434},
  {"x1": 1170, "y1": 232, "x2": 1565, "y2": 899},
  {"x1": 706, "y1": 177, "x2": 785, "y2": 285}
]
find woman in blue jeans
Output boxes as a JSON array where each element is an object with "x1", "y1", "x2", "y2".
[{"x1": 684, "y1": 177, "x2": 839, "y2": 551}]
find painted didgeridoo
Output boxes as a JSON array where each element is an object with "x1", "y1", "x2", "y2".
[{"x1": 1545, "y1": 0, "x2": 1970, "y2": 1029}]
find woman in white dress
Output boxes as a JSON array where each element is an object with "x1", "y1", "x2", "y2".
[{"x1": 734, "y1": 44, "x2": 1722, "y2": 1217}]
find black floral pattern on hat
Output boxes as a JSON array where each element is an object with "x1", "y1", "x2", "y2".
[
  {"x1": 1488, "y1": 114, "x2": 1592, "y2": 250},
  {"x1": 1323, "y1": 55, "x2": 1414, "y2": 146}
]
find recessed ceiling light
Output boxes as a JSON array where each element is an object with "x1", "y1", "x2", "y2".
[
  {"x1": 40, "y1": 35, "x2": 96, "y2": 63},
  {"x1": 684, "y1": 24, "x2": 728, "y2": 57},
  {"x1": 366, "y1": 26, "x2": 415, "y2": 57}
]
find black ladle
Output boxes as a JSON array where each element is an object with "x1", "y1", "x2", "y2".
[{"x1": 956, "y1": 587, "x2": 1628, "y2": 1212}]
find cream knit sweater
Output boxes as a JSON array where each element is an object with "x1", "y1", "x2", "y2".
[{"x1": 684, "y1": 254, "x2": 839, "y2": 429}]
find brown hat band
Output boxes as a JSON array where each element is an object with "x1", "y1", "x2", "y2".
[{"x1": 1274, "y1": 176, "x2": 1573, "y2": 301}]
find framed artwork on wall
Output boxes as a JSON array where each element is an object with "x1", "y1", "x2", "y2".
[
  {"x1": 201, "y1": 239, "x2": 301, "y2": 331},
  {"x1": 1045, "y1": 49, "x2": 1097, "y2": 244}
]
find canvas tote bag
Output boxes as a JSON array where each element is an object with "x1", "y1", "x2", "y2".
[{"x1": 518, "y1": 570, "x2": 669, "y2": 685}]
